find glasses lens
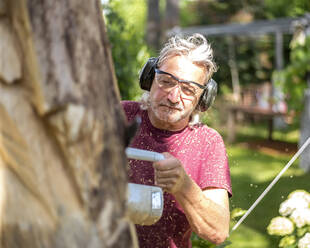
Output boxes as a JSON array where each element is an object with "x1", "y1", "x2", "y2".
[
  {"x1": 156, "y1": 74, "x2": 177, "y2": 89},
  {"x1": 156, "y1": 74, "x2": 197, "y2": 97},
  {"x1": 180, "y1": 83, "x2": 196, "y2": 96}
]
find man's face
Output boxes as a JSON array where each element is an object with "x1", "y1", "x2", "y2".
[{"x1": 148, "y1": 55, "x2": 206, "y2": 131}]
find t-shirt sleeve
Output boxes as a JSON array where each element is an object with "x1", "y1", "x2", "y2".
[
  {"x1": 121, "y1": 101, "x2": 140, "y2": 123},
  {"x1": 198, "y1": 130, "x2": 232, "y2": 197}
]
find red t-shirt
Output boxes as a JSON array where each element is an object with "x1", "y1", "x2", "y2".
[{"x1": 122, "y1": 101, "x2": 232, "y2": 248}]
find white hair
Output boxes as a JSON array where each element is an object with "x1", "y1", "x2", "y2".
[
  {"x1": 158, "y1": 33, "x2": 217, "y2": 82},
  {"x1": 140, "y1": 34, "x2": 217, "y2": 126}
]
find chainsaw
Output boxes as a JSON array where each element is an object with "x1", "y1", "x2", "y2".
[{"x1": 125, "y1": 147, "x2": 165, "y2": 225}]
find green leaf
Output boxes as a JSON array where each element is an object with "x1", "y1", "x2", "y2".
[
  {"x1": 297, "y1": 227, "x2": 308, "y2": 237},
  {"x1": 279, "y1": 235, "x2": 296, "y2": 247},
  {"x1": 231, "y1": 208, "x2": 247, "y2": 220}
]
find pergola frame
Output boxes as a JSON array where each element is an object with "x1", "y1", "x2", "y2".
[
  {"x1": 168, "y1": 15, "x2": 309, "y2": 79},
  {"x1": 168, "y1": 16, "x2": 305, "y2": 37},
  {"x1": 168, "y1": 14, "x2": 310, "y2": 143}
]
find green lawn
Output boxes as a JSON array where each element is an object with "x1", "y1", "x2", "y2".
[
  {"x1": 226, "y1": 123, "x2": 308, "y2": 248},
  {"x1": 193, "y1": 121, "x2": 309, "y2": 248},
  {"x1": 227, "y1": 145, "x2": 308, "y2": 248}
]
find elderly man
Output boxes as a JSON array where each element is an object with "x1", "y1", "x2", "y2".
[{"x1": 122, "y1": 33, "x2": 232, "y2": 248}]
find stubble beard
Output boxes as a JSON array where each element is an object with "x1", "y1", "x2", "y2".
[{"x1": 150, "y1": 102, "x2": 191, "y2": 124}]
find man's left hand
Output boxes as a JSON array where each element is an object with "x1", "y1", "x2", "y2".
[{"x1": 153, "y1": 153, "x2": 190, "y2": 194}]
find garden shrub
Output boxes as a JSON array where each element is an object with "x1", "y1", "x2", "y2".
[{"x1": 267, "y1": 190, "x2": 310, "y2": 248}]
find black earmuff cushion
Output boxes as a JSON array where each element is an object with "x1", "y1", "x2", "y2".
[
  {"x1": 139, "y1": 57, "x2": 217, "y2": 112},
  {"x1": 198, "y1": 79, "x2": 218, "y2": 112},
  {"x1": 139, "y1": 57, "x2": 159, "y2": 91}
]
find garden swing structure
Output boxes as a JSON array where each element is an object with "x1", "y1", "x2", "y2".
[
  {"x1": 169, "y1": 15, "x2": 308, "y2": 137},
  {"x1": 169, "y1": 14, "x2": 310, "y2": 171}
]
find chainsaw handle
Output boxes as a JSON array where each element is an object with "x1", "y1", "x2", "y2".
[{"x1": 125, "y1": 148, "x2": 165, "y2": 162}]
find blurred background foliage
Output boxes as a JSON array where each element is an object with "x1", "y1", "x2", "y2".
[
  {"x1": 102, "y1": 1, "x2": 310, "y2": 247},
  {"x1": 179, "y1": 0, "x2": 309, "y2": 100},
  {"x1": 273, "y1": 36, "x2": 310, "y2": 113},
  {"x1": 103, "y1": 0, "x2": 150, "y2": 100},
  {"x1": 103, "y1": 0, "x2": 309, "y2": 111}
]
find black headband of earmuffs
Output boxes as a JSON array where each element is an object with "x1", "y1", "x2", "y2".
[{"x1": 139, "y1": 57, "x2": 218, "y2": 112}]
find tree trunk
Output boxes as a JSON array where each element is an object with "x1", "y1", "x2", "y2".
[
  {"x1": 146, "y1": 0, "x2": 161, "y2": 50},
  {"x1": 0, "y1": 0, "x2": 135, "y2": 247},
  {"x1": 161, "y1": 0, "x2": 179, "y2": 43},
  {"x1": 164, "y1": 0, "x2": 179, "y2": 31}
]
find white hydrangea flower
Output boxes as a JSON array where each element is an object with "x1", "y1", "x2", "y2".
[
  {"x1": 279, "y1": 197, "x2": 309, "y2": 216},
  {"x1": 298, "y1": 232, "x2": 310, "y2": 248},
  {"x1": 288, "y1": 190, "x2": 310, "y2": 204},
  {"x1": 267, "y1": 217, "x2": 295, "y2": 236},
  {"x1": 290, "y1": 208, "x2": 310, "y2": 228}
]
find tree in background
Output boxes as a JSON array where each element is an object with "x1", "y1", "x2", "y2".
[
  {"x1": 146, "y1": 0, "x2": 180, "y2": 51},
  {"x1": 104, "y1": 0, "x2": 181, "y2": 100},
  {"x1": 103, "y1": 0, "x2": 150, "y2": 100},
  {"x1": 146, "y1": 0, "x2": 161, "y2": 50},
  {"x1": 179, "y1": 0, "x2": 309, "y2": 96},
  {"x1": 163, "y1": 0, "x2": 180, "y2": 40},
  {"x1": 262, "y1": 0, "x2": 310, "y2": 18}
]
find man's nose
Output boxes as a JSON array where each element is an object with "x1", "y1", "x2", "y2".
[{"x1": 167, "y1": 85, "x2": 181, "y2": 103}]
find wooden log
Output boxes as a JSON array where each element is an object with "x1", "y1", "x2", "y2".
[{"x1": 0, "y1": 0, "x2": 135, "y2": 247}]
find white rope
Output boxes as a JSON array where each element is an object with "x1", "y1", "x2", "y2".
[{"x1": 231, "y1": 136, "x2": 310, "y2": 232}]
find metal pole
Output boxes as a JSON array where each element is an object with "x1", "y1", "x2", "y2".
[
  {"x1": 299, "y1": 13, "x2": 310, "y2": 172},
  {"x1": 231, "y1": 136, "x2": 310, "y2": 232}
]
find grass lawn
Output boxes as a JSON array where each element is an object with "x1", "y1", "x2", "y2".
[
  {"x1": 193, "y1": 119, "x2": 309, "y2": 248},
  {"x1": 227, "y1": 145, "x2": 308, "y2": 248},
  {"x1": 226, "y1": 123, "x2": 308, "y2": 248}
]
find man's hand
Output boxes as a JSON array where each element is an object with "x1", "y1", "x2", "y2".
[
  {"x1": 153, "y1": 152, "x2": 230, "y2": 244},
  {"x1": 153, "y1": 153, "x2": 190, "y2": 194}
]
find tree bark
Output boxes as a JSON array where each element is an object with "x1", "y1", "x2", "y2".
[
  {"x1": 0, "y1": 0, "x2": 135, "y2": 247},
  {"x1": 164, "y1": 0, "x2": 179, "y2": 31},
  {"x1": 146, "y1": 0, "x2": 161, "y2": 50},
  {"x1": 161, "y1": 0, "x2": 179, "y2": 43}
]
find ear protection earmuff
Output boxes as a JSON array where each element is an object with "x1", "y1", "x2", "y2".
[
  {"x1": 139, "y1": 57, "x2": 159, "y2": 91},
  {"x1": 139, "y1": 57, "x2": 218, "y2": 112}
]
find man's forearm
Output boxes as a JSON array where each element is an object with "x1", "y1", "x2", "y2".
[{"x1": 173, "y1": 177, "x2": 230, "y2": 245}]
